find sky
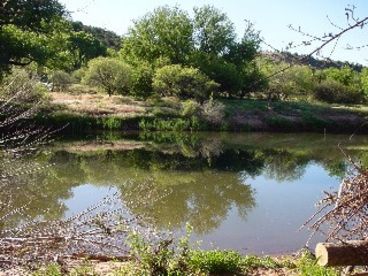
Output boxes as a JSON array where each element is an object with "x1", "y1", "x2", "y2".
[{"x1": 59, "y1": 0, "x2": 368, "y2": 65}]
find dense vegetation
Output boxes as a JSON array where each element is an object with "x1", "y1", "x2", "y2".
[
  {"x1": 1, "y1": 1, "x2": 368, "y2": 274},
  {"x1": 2, "y1": 0, "x2": 368, "y2": 109}
]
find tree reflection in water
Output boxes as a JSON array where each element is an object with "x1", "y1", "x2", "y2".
[{"x1": 1, "y1": 132, "x2": 367, "y2": 236}]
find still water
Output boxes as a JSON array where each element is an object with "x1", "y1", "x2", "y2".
[{"x1": 4, "y1": 132, "x2": 368, "y2": 254}]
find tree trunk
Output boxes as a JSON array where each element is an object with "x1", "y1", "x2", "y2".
[{"x1": 315, "y1": 241, "x2": 368, "y2": 267}]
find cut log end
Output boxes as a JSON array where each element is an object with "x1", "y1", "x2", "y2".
[
  {"x1": 315, "y1": 243, "x2": 329, "y2": 266},
  {"x1": 315, "y1": 240, "x2": 368, "y2": 267}
]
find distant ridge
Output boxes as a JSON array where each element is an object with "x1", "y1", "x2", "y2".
[
  {"x1": 261, "y1": 51, "x2": 364, "y2": 71},
  {"x1": 71, "y1": 21, "x2": 121, "y2": 50}
]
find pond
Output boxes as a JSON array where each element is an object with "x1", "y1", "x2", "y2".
[{"x1": 3, "y1": 132, "x2": 368, "y2": 255}]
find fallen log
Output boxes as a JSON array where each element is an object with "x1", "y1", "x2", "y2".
[{"x1": 315, "y1": 240, "x2": 368, "y2": 267}]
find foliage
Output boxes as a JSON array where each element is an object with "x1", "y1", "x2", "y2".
[
  {"x1": 314, "y1": 79, "x2": 364, "y2": 104},
  {"x1": 120, "y1": 5, "x2": 262, "y2": 99},
  {"x1": 189, "y1": 250, "x2": 241, "y2": 274},
  {"x1": 193, "y1": 5, "x2": 236, "y2": 55},
  {"x1": 127, "y1": 224, "x2": 193, "y2": 276},
  {"x1": 71, "y1": 20, "x2": 121, "y2": 50},
  {"x1": 323, "y1": 66, "x2": 359, "y2": 87},
  {"x1": 296, "y1": 251, "x2": 338, "y2": 276},
  {"x1": 201, "y1": 98, "x2": 225, "y2": 125},
  {"x1": 130, "y1": 60, "x2": 154, "y2": 98},
  {"x1": 258, "y1": 58, "x2": 315, "y2": 101},
  {"x1": 360, "y1": 67, "x2": 368, "y2": 98},
  {"x1": 71, "y1": 68, "x2": 86, "y2": 83},
  {"x1": 42, "y1": 20, "x2": 107, "y2": 71},
  {"x1": 121, "y1": 6, "x2": 193, "y2": 64},
  {"x1": 181, "y1": 100, "x2": 201, "y2": 117},
  {"x1": 153, "y1": 64, "x2": 219, "y2": 102},
  {"x1": 139, "y1": 117, "x2": 201, "y2": 131},
  {"x1": 0, "y1": 0, "x2": 65, "y2": 73},
  {"x1": 0, "y1": 1, "x2": 109, "y2": 74},
  {"x1": 0, "y1": 69, "x2": 49, "y2": 103},
  {"x1": 33, "y1": 264, "x2": 63, "y2": 276},
  {"x1": 191, "y1": 18, "x2": 263, "y2": 97},
  {"x1": 192, "y1": 52, "x2": 243, "y2": 95},
  {"x1": 224, "y1": 21, "x2": 261, "y2": 66},
  {"x1": 51, "y1": 70, "x2": 73, "y2": 91},
  {"x1": 83, "y1": 57, "x2": 132, "y2": 96},
  {"x1": 67, "y1": 31, "x2": 107, "y2": 70}
]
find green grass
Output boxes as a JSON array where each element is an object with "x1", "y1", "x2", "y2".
[
  {"x1": 296, "y1": 251, "x2": 339, "y2": 276},
  {"x1": 38, "y1": 93, "x2": 368, "y2": 133},
  {"x1": 32, "y1": 250, "x2": 339, "y2": 276}
]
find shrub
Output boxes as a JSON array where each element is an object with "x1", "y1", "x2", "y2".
[
  {"x1": 71, "y1": 68, "x2": 86, "y2": 83},
  {"x1": 192, "y1": 52, "x2": 243, "y2": 96},
  {"x1": 139, "y1": 117, "x2": 200, "y2": 131},
  {"x1": 130, "y1": 61, "x2": 154, "y2": 98},
  {"x1": 360, "y1": 67, "x2": 368, "y2": 99},
  {"x1": 201, "y1": 98, "x2": 225, "y2": 125},
  {"x1": 0, "y1": 69, "x2": 49, "y2": 104},
  {"x1": 181, "y1": 100, "x2": 201, "y2": 117},
  {"x1": 314, "y1": 80, "x2": 364, "y2": 104},
  {"x1": 323, "y1": 66, "x2": 357, "y2": 86},
  {"x1": 152, "y1": 64, "x2": 219, "y2": 102},
  {"x1": 51, "y1": 70, "x2": 72, "y2": 91},
  {"x1": 82, "y1": 57, "x2": 132, "y2": 96},
  {"x1": 189, "y1": 250, "x2": 241, "y2": 274}
]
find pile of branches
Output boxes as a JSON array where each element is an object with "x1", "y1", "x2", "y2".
[
  {"x1": 0, "y1": 191, "x2": 164, "y2": 270},
  {"x1": 305, "y1": 163, "x2": 368, "y2": 242}
]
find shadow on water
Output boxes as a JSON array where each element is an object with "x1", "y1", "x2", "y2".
[{"x1": 2, "y1": 132, "x2": 368, "y2": 253}]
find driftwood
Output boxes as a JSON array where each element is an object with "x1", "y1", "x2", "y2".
[{"x1": 315, "y1": 240, "x2": 368, "y2": 267}]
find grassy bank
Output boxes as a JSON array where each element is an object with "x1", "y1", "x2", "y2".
[
  {"x1": 18, "y1": 250, "x2": 338, "y2": 275},
  {"x1": 36, "y1": 92, "x2": 368, "y2": 134}
]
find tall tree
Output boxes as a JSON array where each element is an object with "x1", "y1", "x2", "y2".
[
  {"x1": 0, "y1": 0, "x2": 65, "y2": 72},
  {"x1": 121, "y1": 6, "x2": 193, "y2": 64},
  {"x1": 193, "y1": 5, "x2": 235, "y2": 56}
]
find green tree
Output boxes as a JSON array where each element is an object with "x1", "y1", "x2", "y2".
[
  {"x1": 193, "y1": 5, "x2": 235, "y2": 55},
  {"x1": 51, "y1": 70, "x2": 73, "y2": 91},
  {"x1": 0, "y1": 0, "x2": 65, "y2": 73},
  {"x1": 68, "y1": 31, "x2": 107, "y2": 70},
  {"x1": 152, "y1": 64, "x2": 219, "y2": 102},
  {"x1": 191, "y1": 14, "x2": 262, "y2": 97},
  {"x1": 192, "y1": 52, "x2": 243, "y2": 96},
  {"x1": 130, "y1": 60, "x2": 154, "y2": 98},
  {"x1": 83, "y1": 57, "x2": 132, "y2": 96},
  {"x1": 71, "y1": 21, "x2": 121, "y2": 50},
  {"x1": 41, "y1": 20, "x2": 108, "y2": 72},
  {"x1": 121, "y1": 6, "x2": 193, "y2": 64},
  {"x1": 323, "y1": 66, "x2": 359, "y2": 87},
  {"x1": 361, "y1": 67, "x2": 368, "y2": 98}
]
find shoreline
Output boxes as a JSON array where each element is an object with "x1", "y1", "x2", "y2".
[
  {"x1": 32, "y1": 92, "x2": 368, "y2": 135},
  {"x1": 35, "y1": 110, "x2": 368, "y2": 135}
]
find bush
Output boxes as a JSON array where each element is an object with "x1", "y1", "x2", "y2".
[
  {"x1": 323, "y1": 66, "x2": 357, "y2": 86},
  {"x1": 82, "y1": 57, "x2": 132, "y2": 96},
  {"x1": 130, "y1": 61, "x2": 154, "y2": 98},
  {"x1": 181, "y1": 100, "x2": 201, "y2": 117},
  {"x1": 152, "y1": 64, "x2": 219, "y2": 102},
  {"x1": 192, "y1": 53, "x2": 243, "y2": 96},
  {"x1": 71, "y1": 68, "x2": 86, "y2": 83},
  {"x1": 314, "y1": 80, "x2": 364, "y2": 104},
  {"x1": 51, "y1": 70, "x2": 73, "y2": 91},
  {"x1": 0, "y1": 69, "x2": 49, "y2": 104},
  {"x1": 201, "y1": 98, "x2": 225, "y2": 125},
  {"x1": 189, "y1": 250, "x2": 241, "y2": 274},
  {"x1": 259, "y1": 59, "x2": 315, "y2": 101}
]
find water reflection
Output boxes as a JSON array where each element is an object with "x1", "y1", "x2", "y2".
[{"x1": 1, "y1": 132, "x2": 368, "y2": 253}]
